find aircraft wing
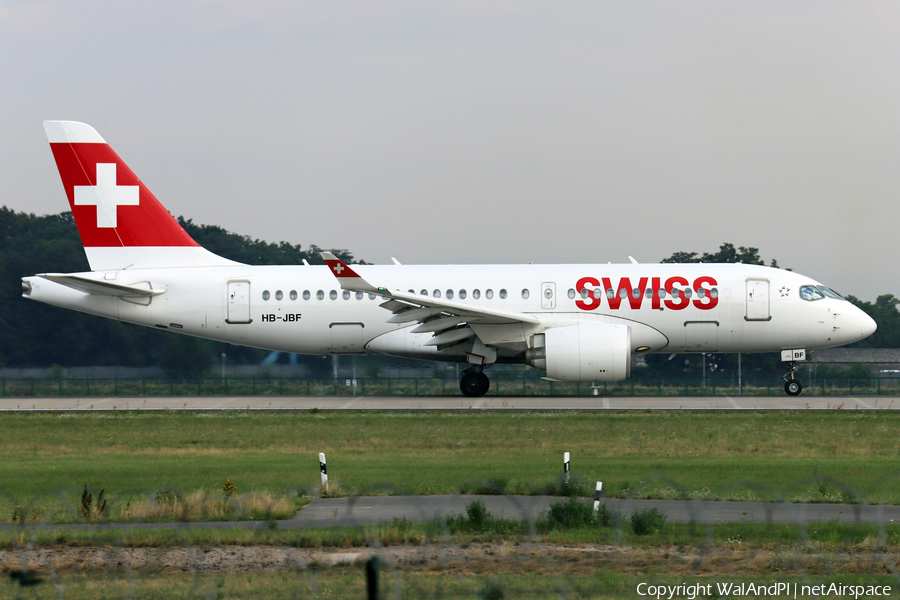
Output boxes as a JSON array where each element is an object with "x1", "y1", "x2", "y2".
[{"x1": 320, "y1": 252, "x2": 539, "y2": 347}]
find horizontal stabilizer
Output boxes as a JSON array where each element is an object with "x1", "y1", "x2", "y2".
[{"x1": 39, "y1": 274, "x2": 165, "y2": 298}]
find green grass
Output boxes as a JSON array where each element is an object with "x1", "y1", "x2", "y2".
[
  {"x1": 4, "y1": 516, "x2": 900, "y2": 550},
  {"x1": 3, "y1": 411, "x2": 900, "y2": 525}
]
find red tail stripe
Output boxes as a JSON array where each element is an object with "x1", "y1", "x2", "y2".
[{"x1": 49, "y1": 142, "x2": 198, "y2": 248}]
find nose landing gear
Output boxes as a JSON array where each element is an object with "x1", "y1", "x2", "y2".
[
  {"x1": 782, "y1": 362, "x2": 803, "y2": 396},
  {"x1": 460, "y1": 366, "x2": 490, "y2": 397}
]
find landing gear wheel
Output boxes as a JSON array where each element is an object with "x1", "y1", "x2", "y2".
[
  {"x1": 460, "y1": 371, "x2": 490, "y2": 397},
  {"x1": 784, "y1": 380, "x2": 803, "y2": 396}
]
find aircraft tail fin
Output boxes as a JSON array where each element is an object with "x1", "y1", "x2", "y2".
[{"x1": 43, "y1": 121, "x2": 239, "y2": 271}]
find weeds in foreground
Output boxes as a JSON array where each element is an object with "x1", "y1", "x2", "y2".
[
  {"x1": 445, "y1": 500, "x2": 524, "y2": 535},
  {"x1": 630, "y1": 507, "x2": 667, "y2": 535},
  {"x1": 1, "y1": 489, "x2": 298, "y2": 525},
  {"x1": 79, "y1": 485, "x2": 106, "y2": 521},
  {"x1": 546, "y1": 496, "x2": 623, "y2": 529},
  {"x1": 124, "y1": 490, "x2": 296, "y2": 522}
]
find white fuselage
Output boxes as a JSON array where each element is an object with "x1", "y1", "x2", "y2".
[{"x1": 23, "y1": 262, "x2": 874, "y2": 365}]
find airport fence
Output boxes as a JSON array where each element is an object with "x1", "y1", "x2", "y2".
[{"x1": 1, "y1": 374, "x2": 900, "y2": 397}]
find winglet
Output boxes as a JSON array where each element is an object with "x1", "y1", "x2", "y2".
[{"x1": 320, "y1": 252, "x2": 380, "y2": 293}]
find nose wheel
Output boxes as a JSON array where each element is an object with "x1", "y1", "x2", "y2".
[
  {"x1": 460, "y1": 366, "x2": 490, "y2": 397},
  {"x1": 784, "y1": 380, "x2": 803, "y2": 395},
  {"x1": 782, "y1": 362, "x2": 803, "y2": 396}
]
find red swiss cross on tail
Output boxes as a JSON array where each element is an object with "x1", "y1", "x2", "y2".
[
  {"x1": 320, "y1": 252, "x2": 380, "y2": 293},
  {"x1": 43, "y1": 121, "x2": 238, "y2": 271},
  {"x1": 44, "y1": 121, "x2": 198, "y2": 249}
]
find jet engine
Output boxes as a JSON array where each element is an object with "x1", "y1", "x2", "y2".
[{"x1": 526, "y1": 323, "x2": 631, "y2": 382}]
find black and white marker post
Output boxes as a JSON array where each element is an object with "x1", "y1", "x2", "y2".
[
  {"x1": 593, "y1": 482, "x2": 603, "y2": 514},
  {"x1": 563, "y1": 452, "x2": 570, "y2": 482},
  {"x1": 319, "y1": 452, "x2": 328, "y2": 493}
]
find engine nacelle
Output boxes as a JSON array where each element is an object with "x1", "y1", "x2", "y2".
[{"x1": 526, "y1": 323, "x2": 631, "y2": 382}]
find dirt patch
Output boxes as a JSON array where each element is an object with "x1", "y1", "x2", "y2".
[{"x1": 3, "y1": 543, "x2": 900, "y2": 577}]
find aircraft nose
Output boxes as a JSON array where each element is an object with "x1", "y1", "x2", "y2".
[{"x1": 859, "y1": 310, "x2": 877, "y2": 340}]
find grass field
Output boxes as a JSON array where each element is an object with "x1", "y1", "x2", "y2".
[
  {"x1": 2, "y1": 410, "x2": 900, "y2": 524},
  {"x1": 3, "y1": 410, "x2": 900, "y2": 598}
]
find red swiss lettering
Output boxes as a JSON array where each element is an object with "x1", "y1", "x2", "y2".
[
  {"x1": 664, "y1": 276, "x2": 690, "y2": 310},
  {"x1": 651, "y1": 277, "x2": 661, "y2": 310},
  {"x1": 692, "y1": 276, "x2": 719, "y2": 310},
  {"x1": 575, "y1": 275, "x2": 717, "y2": 312},
  {"x1": 602, "y1": 277, "x2": 648, "y2": 310},
  {"x1": 575, "y1": 277, "x2": 601, "y2": 311}
]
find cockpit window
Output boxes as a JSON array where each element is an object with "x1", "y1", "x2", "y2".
[
  {"x1": 799, "y1": 285, "x2": 825, "y2": 301},
  {"x1": 817, "y1": 285, "x2": 846, "y2": 300}
]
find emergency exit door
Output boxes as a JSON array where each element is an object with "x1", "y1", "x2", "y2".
[
  {"x1": 226, "y1": 280, "x2": 252, "y2": 324},
  {"x1": 745, "y1": 279, "x2": 770, "y2": 321}
]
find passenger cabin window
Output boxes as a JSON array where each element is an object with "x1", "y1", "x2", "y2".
[
  {"x1": 275, "y1": 290, "x2": 283, "y2": 301},
  {"x1": 473, "y1": 289, "x2": 481, "y2": 299},
  {"x1": 486, "y1": 289, "x2": 494, "y2": 299},
  {"x1": 568, "y1": 289, "x2": 576, "y2": 299},
  {"x1": 329, "y1": 290, "x2": 338, "y2": 300},
  {"x1": 356, "y1": 291, "x2": 364, "y2": 300},
  {"x1": 459, "y1": 289, "x2": 467, "y2": 299},
  {"x1": 499, "y1": 289, "x2": 507, "y2": 299},
  {"x1": 522, "y1": 289, "x2": 530, "y2": 299},
  {"x1": 302, "y1": 290, "x2": 310, "y2": 300},
  {"x1": 342, "y1": 290, "x2": 351, "y2": 300},
  {"x1": 420, "y1": 289, "x2": 428, "y2": 296},
  {"x1": 316, "y1": 290, "x2": 324, "y2": 300},
  {"x1": 433, "y1": 289, "x2": 441, "y2": 298},
  {"x1": 290, "y1": 290, "x2": 298, "y2": 301},
  {"x1": 446, "y1": 289, "x2": 454, "y2": 300},
  {"x1": 262, "y1": 290, "x2": 270, "y2": 301}
]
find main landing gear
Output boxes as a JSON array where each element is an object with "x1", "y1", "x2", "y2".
[
  {"x1": 782, "y1": 362, "x2": 803, "y2": 396},
  {"x1": 460, "y1": 366, "x2": 490, "y2": 397}
]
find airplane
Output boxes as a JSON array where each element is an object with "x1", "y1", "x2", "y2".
[{"x1": 22, "y1": 121, "x2": 877, "y2": 397}]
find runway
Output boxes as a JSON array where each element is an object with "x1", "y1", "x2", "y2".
[{"x1": 0, "y1": 395, "x2": 894, "y2": 411}]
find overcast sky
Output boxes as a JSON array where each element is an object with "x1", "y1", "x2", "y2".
[{"x1": 2, "y1": 1, "x2": 897, "y2": 300}]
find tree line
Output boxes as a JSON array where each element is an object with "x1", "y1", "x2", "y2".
[
  {"x1": 1, "y1": 209, "x2": 896, "y2": 376},
  {"x1": 0, "y1": 207, "x2": 359, "y2": 374}
]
